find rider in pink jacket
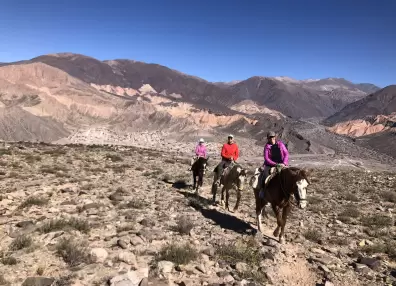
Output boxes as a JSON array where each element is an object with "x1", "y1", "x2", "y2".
[
  {"x1": 190, "y1": 138, "x2": 207, "y2": 170},
  {"x1": 259, "y1": 131, "x2": 289, "y2": 198},
  {"x1": 195, "y1": 140, "x2": 208, "y2": 158}
]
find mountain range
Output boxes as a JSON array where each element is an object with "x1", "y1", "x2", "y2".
[{"x1": 0, "y1": 52, "x2": 394, "y2": 158}]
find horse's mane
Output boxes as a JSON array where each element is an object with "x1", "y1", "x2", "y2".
[{"x1": 284, "y1": 167, "x2": 311, "y2": 184}]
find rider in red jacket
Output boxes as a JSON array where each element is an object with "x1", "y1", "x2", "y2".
[{"x1": 215, "y1": 134, "x2": 239, "y2": 185}]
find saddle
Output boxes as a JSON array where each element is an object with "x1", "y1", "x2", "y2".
[{"x1": 252, "y1": 165, "x2": 286, "y2": 189}]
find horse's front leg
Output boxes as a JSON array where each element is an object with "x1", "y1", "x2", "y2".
[
  {"x1": 254, "y1": 188, "x2": 264, "y2": 232},
  {"x1": 220, "y1": 186, "x2": 226, "y2": 207},
  {"x1": 211, "y1": 174, "x2": 218, "y2": 203},
  {"x1": 233, "y1": 187, "x2": 241, "y2": 212},
  {"x1": 225, "y1": 187, "x2": 230, "y2": 211},
  {"x1": 279, "y1": 203, "x2": 291, "y2": 244},
  {"x1": 192, "y1": 172, "x2": 197, "y2": 190},
  {"x1": 272, "y1": 203, "x2": 282, "y2": 239}
]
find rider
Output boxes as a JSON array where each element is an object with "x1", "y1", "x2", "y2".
[
  {"x1": 214, "y1": 134, "x2": 239, "y2": 186},
  {"x1": 190, "y1": 138, "x2": 208, "y2": 171},
  {"x1": 259, "y1": 131, "x2": 289, "y2": 198}
]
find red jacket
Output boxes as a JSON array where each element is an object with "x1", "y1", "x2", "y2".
[{"x1": 221, "y1": 143, "x2": 239, "y2": 161}]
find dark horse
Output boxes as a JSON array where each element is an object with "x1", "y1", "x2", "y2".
[
  {"x1": 191, "y1": 156, "x2": 209, "y2": 194},
  {"x1": 250, "y1": 166, "x2": 310, "y2": 243}
]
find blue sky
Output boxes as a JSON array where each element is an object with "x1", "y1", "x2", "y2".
[{"x1": 0, "y1": 0, "x2": 395, "y2": 87}]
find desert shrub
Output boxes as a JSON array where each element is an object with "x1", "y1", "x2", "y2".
[
  {"x1": 18, "y1": 196, "x2": 48, "y2": 209},
  {"x1": 381, "y1": 190, "x2": 396, "y2": 203},
  {"x1": 361, "y1": 214, "x2": 393, "y2": 227},
  {"x1": 55, "y1": 237, "x2": 92, "y2": 267},
  {"x1": 105, "y1": 154, "x2": 123, "y2": 162},
  {"x1": 39, "y1": 218, "x2": 90, "y2": 234},
  {"x1": 172, "y1": 216, "x2": 195, "y2": 235},
  {"x1": 9, "y1": 235, "x2": 32, "y2": 251},
  {"x1": 156, "y1": 243, "x2": 199, "y2": 265},
  {"x1": 303, "y1": 229, "x2": 322, "y2": 243},
  {"x1": 216, "y1": 238, "x2": 262, "y2": 265}
]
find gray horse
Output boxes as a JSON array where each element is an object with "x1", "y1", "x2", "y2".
[{"x1": 211, "y1": 162, "x2": 248, "y2": 212}]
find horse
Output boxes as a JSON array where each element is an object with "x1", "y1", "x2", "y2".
[
  {"x1": 250, "y1": 166, "x2": 310, "y2": 243},
  {"x1": 211, "y1": 162, "x2": 248, "y2": 212},
  {"x1": 191, "y1": 156, "x2": 209, "y2": 194}
]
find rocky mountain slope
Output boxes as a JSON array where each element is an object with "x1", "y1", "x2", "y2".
[
  {"x1": 24, "y1": 53, "x2": 377, "y2": 118},
  {"x1": 1, "y1": 52, "x2": 391, "y2": 160},
  {"x1": 0, "y1": 142, "x2": 395, "y2": 285},
  {"x1": 323, "y1": 86, "x2": 396, "y2": 157}
]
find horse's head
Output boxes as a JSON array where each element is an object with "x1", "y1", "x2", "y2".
[{"x1": 292, "y1": 168, "x2": 310, "y2": 209}]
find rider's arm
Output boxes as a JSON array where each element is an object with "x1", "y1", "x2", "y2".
[
  {"x1": 234, "y1": 145, "x2": 239, "y2": 161},
  {"x1": 280, "y1": 142, "x2": 289, "y2": 165},
  {"x1": 221, "y1": 144, "x2": 229, "y2": 160},
  {"x1": 264, "y1": 145, "x2": 277, "y2": 166},
  {"x1": 194, "y1": 145, "x2": 199, "y2": 156}
]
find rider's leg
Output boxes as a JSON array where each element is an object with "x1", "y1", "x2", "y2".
[
  {"x1": 215, "y1": 161, "x2": 225, "y2": 185},
  {"x1": 189, "y1": 156, "x2": 196, "y2": 171}
]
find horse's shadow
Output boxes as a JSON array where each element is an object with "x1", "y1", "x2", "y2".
[
  {"x1": 172, "y1": 180, "x2": 190, "y2": 189},
  {"x1": 177, "y1": 190, "x2": 275, "y2": 241}
]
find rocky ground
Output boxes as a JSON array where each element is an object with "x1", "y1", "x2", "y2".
[{"x1": 0, "y1": 143, "x2": 395, "y2": 286}]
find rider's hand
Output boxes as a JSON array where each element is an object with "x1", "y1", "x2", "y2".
[
  {"x1": 280, "y1": 163, "x2": 285, "y2": 167},
  {"x1": 230, "y1": 157, "x2": 234, "y2": 161}
]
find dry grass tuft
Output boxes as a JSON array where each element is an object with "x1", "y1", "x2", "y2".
[
  {"x1": 9, "y1": 235, "x2": 33, "y2": 251},
  {"x1": 39, "y1": 218, "x2": 90, "y2": 234},
  {"x1": 55, "y1": 237, "x2": 92, "y2": 267},
  {"x1": 303, "y1": 229, "x2": 322, "y2": 244},
  {"x1": 172, "y1": 216, "x2": 195, "y2": 235},
  {"x1": 156, "y1": 243, "x2": 199, "y2": 265},
  {"x1": 18, "y1": 196, "x2": 48, "y2": 209},
  {"x1": 216, "y1": 238, "x2": 262, "y2": 265}
]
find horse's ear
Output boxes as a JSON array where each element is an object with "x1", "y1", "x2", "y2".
[{"x1": 299, "y1": 168, "x2": 311, "y2": 184}]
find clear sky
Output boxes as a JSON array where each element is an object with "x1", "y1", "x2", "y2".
[{"x1": 0, "y1": 0, "x2": 395, "y2": 87}]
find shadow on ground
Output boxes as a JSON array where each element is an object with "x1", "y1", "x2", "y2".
[
  {"x1": 172, "y1": 180, "x2": 190, "y2": 189},
  {"x1": 178, "y1": 190, "x2": 260, "y2": 235}
]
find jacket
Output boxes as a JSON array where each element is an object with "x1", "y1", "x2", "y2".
[
  {"x1": 195, "y1": 144, "x2": 207, "y2": 158},
  {"x1": 221, "y1": 143, "x2": 239, "y2": 161},
  {"x1": 264, "y1": 140, "x2": 289, "y2": 166}
]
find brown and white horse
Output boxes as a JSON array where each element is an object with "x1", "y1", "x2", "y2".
[{"x1": 251, "y1": 166, "x2": 310, "y2": 243}]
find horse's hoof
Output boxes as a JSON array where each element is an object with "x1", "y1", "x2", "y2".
[
  {"x1": 220, "y1": 200, "x2": 225, "y2": 207},
  {"x1": 273, "y1": 228, "x2": 280, "y2": 237},
  {"x1": 279, "y1": 237, "x2": 285, "y2": 244},
  {"x1": 232, "y1": 207, "x2": 239, "y2": 213}
]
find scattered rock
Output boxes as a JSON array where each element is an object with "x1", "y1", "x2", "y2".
[
  {"x1": 16, "y1": 220, "x2": 34, "y2": 228},
  {"x1": 117, "y1": 239, "x2": 129, "y2": 249},
  {"x1": 358, "y1": 257, "x2": 381, "y2": 270},
  {"x1": 157, "y1": 261, "x2": 174, "y2": 275},
  {"x1": 22, "y1": 277, "x2": 55, "y2": 286},
  {"x1": 354, "y1": 263, "x2": 370, "y2": 274},
  {"x1": 90, "y1": 248, "x2": 108, "y2": 263},
  {"x1": 234, "y1": 262, "x2": 248, "y2": 273},
  {"x1": 118, "y1": 252, "x2": 138, "y2": 268},
  {"x1": 130, "y1": 236, "x2": 144, "y2": 246},
  {"x1": 109, "y1": 268, "x2": 149, "y2": 286}
]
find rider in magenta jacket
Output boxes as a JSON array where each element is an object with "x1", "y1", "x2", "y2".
[{"x1": 263, "y1": 140, "x2": 289, "y2": 166}]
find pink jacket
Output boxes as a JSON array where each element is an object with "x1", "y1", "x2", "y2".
[
  {"x1": 195, "y1": 144, "x2": 207, "y2": 158},
  {"x1": 264, "y1": 141, "x2": 289, "y2": 166}
]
